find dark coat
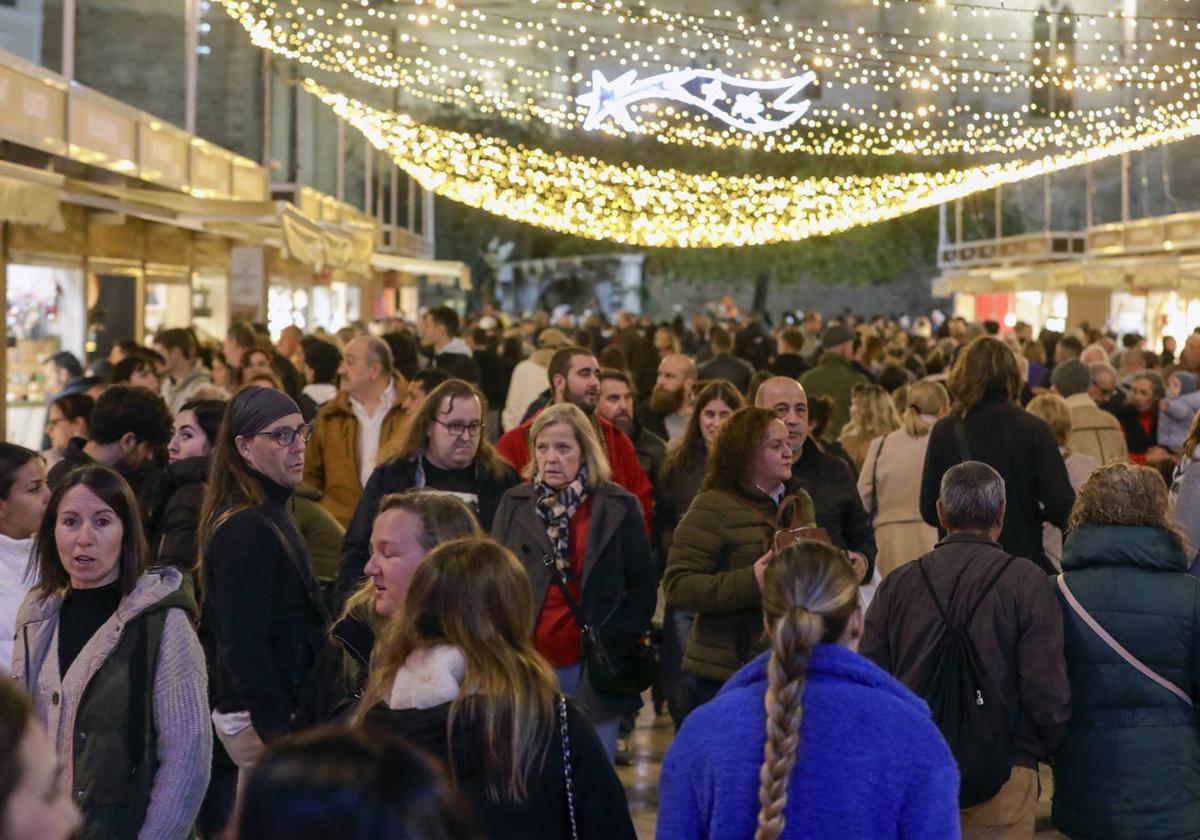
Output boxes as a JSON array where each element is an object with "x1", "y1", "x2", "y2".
[
  {"x1": 1051, "y1": 525, "x2": 1200, "y2": 840},
  {"x1": 634, "y1": 401, "x2": 669, "y2": 442},
  {"x1": 491, "y1": 481, "x2": 658, "y2": 719},
  {"x1": 363, "y1": 699, "x2": 635, "y2": 840},
  {"x1": 145, "y1": 455, "x2": 208, "y2": 574},
  {"x1": 789, "y1": 436, "x2": 876, "y2": 579},
  {"x1": 860, "y1": 533, "x2": 1071, "y2": 769},
  {"x1": 48, "y1": 437, "x2": 161, "y2": 516},
  {"x1": 334, "y1": 454, "x2": 520, "y2": 605},
  {"x1": 629, "y1": 421, "x2": 666, "y2": 486},
  {"x1": 431, "y1": 350, "x2": 481, "y2": 384},
  {"x1": 697, "y1": 353, "x2": 755, "y2": 394},
  {"x1": 768, "y1": 353, "x2": 809, "y2": 379},
  {"x1": 919, "y1": 382, "x2": 1075, "y2": 572},
  {"x1": 202, "y1": 471, "x2": 327, "y2": 740},
  {"x1": 655, "y1": 450, "x2": 707, "y2": 560}
]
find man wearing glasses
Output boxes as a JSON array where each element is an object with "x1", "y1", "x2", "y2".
[{"x1": 305, "y1": 336, "x2": 408, "y2": 528}]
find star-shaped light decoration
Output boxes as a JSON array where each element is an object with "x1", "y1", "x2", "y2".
[
  {"x1": 731, "y1": 91, "x2": 765, "y2": 121},
  {"x1": 700, "y1": 78, "x2": 726, "y2": 103},
  {"x1": 576, "y1": 69, "x2": 641, "y2": 131}
]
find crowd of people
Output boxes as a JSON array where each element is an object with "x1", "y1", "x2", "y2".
[{"x1": 2, "y1": 304, "x2": 1200, "y2": 839}]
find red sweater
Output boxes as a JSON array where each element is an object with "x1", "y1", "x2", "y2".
[
  {"x1": 534, "y1": 497, "x2": 592, "y2": 667},
  {"x1": 496, "y1": 412, "x2": 653, "y2": 534}
]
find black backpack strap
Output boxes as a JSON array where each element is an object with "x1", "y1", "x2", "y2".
[
  {"x1": 917, "y1": 554, "x2": 1013, "y2": 631},
  {"x1": 264, "y1": 515, "x2": 330, "y2": 626}
]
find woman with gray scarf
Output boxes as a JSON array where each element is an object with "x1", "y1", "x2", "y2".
[{"x1": 491, "y1": 403, "x2": 657, "y2": 762}]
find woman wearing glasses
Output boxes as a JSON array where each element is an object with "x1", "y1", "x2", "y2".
[
  {"x1": 334, "y1": 379, "x2": 519, "y2": 607},
  {"x1": 197, "y1": 386, "x2": 327, "y2": 787}
]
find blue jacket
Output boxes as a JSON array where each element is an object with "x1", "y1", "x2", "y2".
[
  {"x1": 657, "y1": 645, "x2": 960, "y2": 840},
  {"x1": 1052, "y1": 525, "x2": 1200, "y2": 840}
]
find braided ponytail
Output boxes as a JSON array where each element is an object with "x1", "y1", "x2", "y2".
[{"x1": 753, "y1": 543, "x2": 861, "y2": 840}]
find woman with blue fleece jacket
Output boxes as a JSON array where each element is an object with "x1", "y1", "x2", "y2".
[
  {"x1": 657, "y1": 542, "x2": 959, "y2": 840},
  {"x1": 1158, "y1": 370, "x2": 1200, "y2": 452}
]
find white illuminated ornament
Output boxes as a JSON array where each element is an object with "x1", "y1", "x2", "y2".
[{"x1": 576, "y1": 68, "x2": 817, "y2": 134}]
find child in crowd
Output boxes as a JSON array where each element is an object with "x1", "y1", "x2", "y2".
[{"x1": 1158, "y1": 371, "x2": 1200, "y2": 452}]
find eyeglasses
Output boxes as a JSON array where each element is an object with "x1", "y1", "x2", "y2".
[
  {"x1": 433, "y1": 419, "x2": 486, "y2": 439},
  {"x1": 248, "y1": 423, "x2": 314, "y2": 448}
]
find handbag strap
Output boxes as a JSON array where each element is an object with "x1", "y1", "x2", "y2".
[
  {"x1": 1057, "y1": 575, "x2": 1194, "y2": 708},
  {"x1": 264, "y1": 515, "x2": 330, "y2": 626},
  {"x1": 542, "y1": 554, "x2": 591, "y2": 633},
  {"x1": 558, "y1": 694, "x2": 579, "y2": 840},
  {"x1": 868, "y1": 434, "x2": 887, "y2": 524}
]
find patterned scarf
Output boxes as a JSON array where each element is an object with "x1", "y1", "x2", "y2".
[{"x1": 534, "y1": 464, "x2": 590, "y2": 579}]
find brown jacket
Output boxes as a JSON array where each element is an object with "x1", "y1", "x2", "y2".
[
  {"x1": 304, "y1": 373, "x2": 408, "y2": 526},
  {"x1": 859, "y1": 533, "x2": 1071, "y2": 768}
]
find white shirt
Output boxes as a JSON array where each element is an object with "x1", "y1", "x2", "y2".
[
  {"x1": 664, "y1": 409, "x2": 690, "y2": 441},
  {"x1": 351, "y1": 380, "x2": 396, "y2": 487},
  {"x1": 0, "y1": 532, "x2": 35, "y2": 672}
]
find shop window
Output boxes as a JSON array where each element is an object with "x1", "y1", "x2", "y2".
[{"x1": 6, "y1": 264, "x2": 87, "y2": 405}]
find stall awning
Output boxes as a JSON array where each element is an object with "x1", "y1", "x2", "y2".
[
  {"x1": 0, "y1": 162, "x2": 65, "y2": 230},
  {"x1": 62, "y1": 180, "x2": 379, "y2": 276},
  {"x1": 371, "y1": 252, "x2": 472, "y2": 289}
]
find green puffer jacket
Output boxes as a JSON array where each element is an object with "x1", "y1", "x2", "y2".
[
  {"x1": 1052, "y1": 525, "x2": 1200, "y2": 840},
  {"x1": 663, "y1": 484, "x2": 815, "y2": 682}
]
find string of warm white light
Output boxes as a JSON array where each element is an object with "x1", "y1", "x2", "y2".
[
  {"x1": 306, "y1": 79, "x2": 1200, "y2": 248},
  {"x1": 220, "y1": 0, "x2": 1200, "y2": 156}
]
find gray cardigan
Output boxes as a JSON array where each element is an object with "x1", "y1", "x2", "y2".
[{"x1": 11, "y1": 567, "x2": 211, "y2": 839}]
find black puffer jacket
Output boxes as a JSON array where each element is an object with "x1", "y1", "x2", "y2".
[
  {"x1": 334, "y1": 454, "x2": 520, "y2": 605},
  {"x1": 362, "y1": 699, "x2": 635, "y2": 839},
  {"x1": 145, "y1": 456, "x2": 208, "y2": 574}
]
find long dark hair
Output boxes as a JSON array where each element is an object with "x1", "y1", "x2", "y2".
[
  {"x1": 233, "y1": 726, "x2": 476, "y2": 839},
  {"x1": 32, "y1": 466, "x2": 148, "y2": 597},
  {"x1": 701, "y1": 407, "x2": 779, "y2": 494},
  {"x1": 661, "y1": 380, "x2": 744, "y2": 487},
  {"x1": 381, "y1": 379, "x2": 510, "y2": 479},
  {"x1": 196, "y1": 389, "x2": 268, "y2": 572}
]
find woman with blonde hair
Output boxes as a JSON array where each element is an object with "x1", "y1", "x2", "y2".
[
  {"x1": 492, "y1": 403, "x2": 656, "y2": 760},
  {"x1": 1026, "y1": 393, "x2": 1098, "y2": 570},
  {"x1": 838, "y1": 383, "x2": 902, "y2": 470},
  {"x1": 857, "y1": 380, "x2": 948, "y2": 576},
  {"x1": 1051, "y1": 463, "x2": 1200, "y2": 839},
  {"x1": 658, "y1": 542, "x2": 958, "y2": 838},
  {"x1": 919, "y1": 336, "x2": 1075, "y2": 573},
  {"x1": 359, "y1": 537, "x2": 635, "y2": 839}
]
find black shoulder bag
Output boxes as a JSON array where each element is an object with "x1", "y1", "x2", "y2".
[{"x1": 542, "y1": 555, "x2": 657, "y2": 697}]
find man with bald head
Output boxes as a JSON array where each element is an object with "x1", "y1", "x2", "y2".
[
  {"x1": 637, "y1": 353, "x2": 697, "y2": 441},
  {"x1": 756, "y1": 376, "x2": 876, "y2": 583},
  {"x1": 305, "y1": 334, "x2": 408, "y2": 526}
]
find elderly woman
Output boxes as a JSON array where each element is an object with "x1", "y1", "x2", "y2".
[
  {"x1": 1052, "y1": 463, "x2": 1200, "y2": 839},
  {"x1": 920, "y1": 336, "x2": 1075, "y2": 574},
  {"x1": 1026, "y1": 394, "x2": 1098, "y2": 571},
  {"x1": 12, "y1": 466, "x2": 210, "y2": 838},
  {"x1": 663, "y1": 407, "x2": 818, "y2": 718},
  {"x1": 857, "y1": 380, "x2": 948, "y2": 577},
  {"x1": 492, "y1": 403, "x2": 656, "y2": 760}
]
